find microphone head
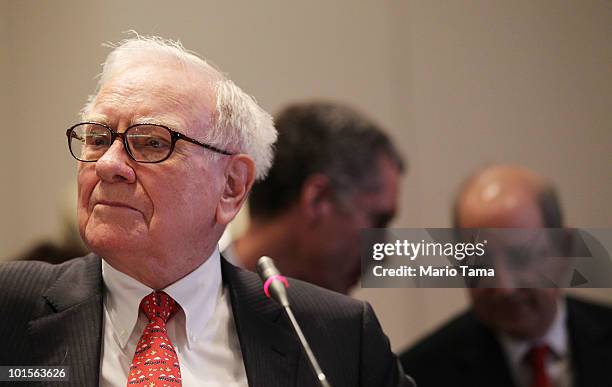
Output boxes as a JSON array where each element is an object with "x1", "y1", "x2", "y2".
[
  {"x1": 256, "y1": 256, "x2": 290, "y2": 307},
  {"x1": 256, "y1": 256, "x2": 280, "y2": 280}
]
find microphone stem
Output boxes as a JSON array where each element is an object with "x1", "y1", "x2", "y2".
[{"x1": 284, "y1": 306, "x2": 332, "y2": 387}]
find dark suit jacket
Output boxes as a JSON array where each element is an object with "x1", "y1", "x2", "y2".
[
  {"x1": 0, "y1": 254, "x2": 403, "y2": 387},
  {"x1": 399, "y1": 297, "x2": 612, "y2": 387}
]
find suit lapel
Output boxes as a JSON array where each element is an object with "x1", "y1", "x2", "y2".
[
  {"x1": 458, "y1": 312, "x2": 516, "y2": 387},
  {"x1": 567, "y1": 298, "x2": 612, "y2": 387},
  {"x1": 222, "y1": 258, "x2": 300, "y2": 387},
  {"x1": 27, "y1": 255, "x2": 103, "y2": 386}
]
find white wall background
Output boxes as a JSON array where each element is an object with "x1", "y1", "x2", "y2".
[{"x1": 1, "y1": 0, "x2": 610, "y2": 351}]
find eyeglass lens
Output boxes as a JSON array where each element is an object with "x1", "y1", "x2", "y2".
[{"x1": 69, "y1": 123, "x2": 173, "y2": 162}]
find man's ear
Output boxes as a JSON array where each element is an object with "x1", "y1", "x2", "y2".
[
  {"x1": 216, "y1": 155, "x2": 256, "y2": 226},
  {"x1": 299, "y1": 174, "x2": 335, "y2": 223}
]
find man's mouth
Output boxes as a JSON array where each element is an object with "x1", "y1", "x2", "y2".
[{"x1": 94, "y1": 200, "x2": 142, "y2": 214}]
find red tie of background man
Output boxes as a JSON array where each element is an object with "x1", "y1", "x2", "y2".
[
  {"x1": 127, "y1": 291, "x2": 182, "y2": 386},
  {"x1": 526, "y1": 344, "x2": 551, "y2": 387}
]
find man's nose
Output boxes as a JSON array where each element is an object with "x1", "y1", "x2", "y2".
[
  {"x1": 95, "y1": 139, "x2": 136, "y2": 183},
  {"x1": 491, "y1": 261, "x2": 518, "y2": 294}
]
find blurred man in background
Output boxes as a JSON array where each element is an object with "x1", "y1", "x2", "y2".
[
  {"x1": 225, "y1": 101, "x2": 405, "y2": 294},
  {"x1": 400, "y1": 164, "x2": 612, "y2": 387}
]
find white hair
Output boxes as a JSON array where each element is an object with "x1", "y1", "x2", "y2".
[{"x1": 82, "y1": 34, "x2": 277, "y2": 180}]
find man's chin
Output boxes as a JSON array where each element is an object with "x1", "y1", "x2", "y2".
[
  {"x1": 499, "y1": 321, "x2": 545, "y2": 340},
  {"x1": 83, "y1": 225, "x2": 147, "y2": 257}
]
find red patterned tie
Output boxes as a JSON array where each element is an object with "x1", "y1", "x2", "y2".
[
  {"x1": 526, "y1": 344, "x2": 551, "y2": 387},
  {"x1": 127, "y1": 291, "x2": 182, "y2": 386}
]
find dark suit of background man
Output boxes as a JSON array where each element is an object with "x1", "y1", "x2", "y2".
[
  {"x1": 0, "y1": 35, "x2": 408, "y2": 387},
  {"x1": 400, "y1": 164, "x2": 612, "y2": 387},
  {"x1": 226, "y1": 101, "x2": 404, "y2": 294}
]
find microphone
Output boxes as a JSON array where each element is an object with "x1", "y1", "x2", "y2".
[{"x1": 256, "y1": 256, "x2": 332, "y2": 387}]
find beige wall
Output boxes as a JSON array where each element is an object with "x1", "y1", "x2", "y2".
[
  {"x1": 0, "y1": 0, "x2": 14, "y2": 255},
  {"x1": 1, "y1": 0, "x2": 611, "y2": 351}
]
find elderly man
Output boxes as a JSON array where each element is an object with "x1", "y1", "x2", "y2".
[
  {"x1": 0, "y1": 36, "x2": 407, "y2": 387},
  {"x1": 226, "y1": 101, "x2": 404, "y2": 294},
  {"x1": 400, "y1": 165, "x2": 612, "y2": 387}
]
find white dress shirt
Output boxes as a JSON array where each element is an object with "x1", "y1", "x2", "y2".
[
  {"x1": 498, "y1": 300, "x2": 572, "y2": 387},
  {"x1": 99, "y1": 248, "x2": 248, "y2": 386}
]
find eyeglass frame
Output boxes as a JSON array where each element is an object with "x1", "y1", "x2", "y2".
[{"x1": 66, "y1": 121, "x2": 235, "y2": 163}]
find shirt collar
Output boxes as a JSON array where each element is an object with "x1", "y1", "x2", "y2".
[
  {"x1": 221, "y1": 243, "x2": 243, "y2": 268},
  {"x1": 102, "y1": 247, "x2": 223, "y2": 349},
  {"x1": 498, "y1": 298, "x2": 569, "y2": 365}
]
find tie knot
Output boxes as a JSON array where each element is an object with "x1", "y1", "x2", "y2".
[
  {"x1": 526, "y1": 343, "x2": 550, "y2": 364},
  {"x1": 140, "y1": 291, "x2": 180, "y2": 323}
]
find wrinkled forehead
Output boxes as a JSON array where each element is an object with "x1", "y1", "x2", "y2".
[{"x1": 88, "y1": 61, "x2": 218, "y2": 136}]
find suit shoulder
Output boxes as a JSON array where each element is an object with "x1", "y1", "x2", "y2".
[
  {"x1": 221, "y1": 258, "x2": 366, "y2": 319},
  {"x1": 0, "y1": 259, "x2": 59, "y2": 295},
  {"x1": 286, "y1": 277, "x2": 366, "y2": 318},
  {"x1": 400, "y1": 309, "x2": 477, "y2": 364},
  {"x1": 0, "y1": 259, "x2": 62, "y2": 328},
  {"x1": 568, "y1": 296, "x2": 612, "y2": 319},
  {"x1": 0, "y1": 255, "x2": 98, "y2": 306},
  {"x1": 567, "y1": 295, "x2": 612, "y2": 338}
]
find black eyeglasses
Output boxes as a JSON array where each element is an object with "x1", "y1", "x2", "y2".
[{"x1": 66, "y1": 122, "x2": 234, "y2": 163}]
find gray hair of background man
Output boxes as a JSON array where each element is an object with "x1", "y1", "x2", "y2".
[
  {"x1": 248, "y1": 101, "x2": 405, "y2": 219},
  {"x1": 81, "y1": 34, "x2": 277, "y2": 180}
]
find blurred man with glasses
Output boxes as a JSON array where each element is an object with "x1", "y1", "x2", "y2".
[{"x1": 0, "y1": 35, "x2": 408, "y2": 387}]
